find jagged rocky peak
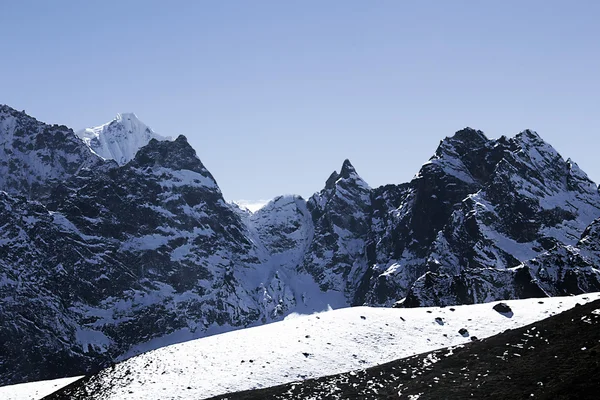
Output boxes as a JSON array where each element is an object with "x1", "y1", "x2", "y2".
[
  {"x1": 313, "y1": 158, "x2": 371, "y2": 218},
  {"x1": 434, "y1": 127, "x2": 490, "y2": 157},
  {"x1": 0, "y1": 105, "x2": 101, "y2": 198},
  {"x1": 512, "y1": 129, "x2": 563, "y2": 168},
  {"x1": 323, "y1": 158, "x2": 370, "y2": 191},
  {"x1": 77, "y1": 112, "x2": 170, "y2": 165},
  {"x1": 130, "y1": 135, "x2": 218, "y2": 187},
  {"x1": 339, "y1": 158, "x2": 357, "y2": 177},
  {"x1": 423, "y1": 127, "x2": 508, "y2": 185},
  {"x1": 303, "y1": 158, "x2": 372, "y2": 294},
  {"x1": 447, "y1": 127, "x2": 488, "y2": 145}
]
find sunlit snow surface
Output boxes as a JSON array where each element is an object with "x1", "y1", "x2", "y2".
[
  {"x1": 39, "y1": 293, "x2": 600, "y2": 399},
  {"x1": 0, "y1": 376, "x2": 82, "y2": 400},
  {"x1": 77, "y1": 113, "x2": 170, "y2": 165}
]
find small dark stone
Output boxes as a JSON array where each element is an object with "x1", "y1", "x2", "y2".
[
  {"x1": 470, "y1": 336, "x2": 478, "y2": 341},
  {"x1": 458, "y1": 328, "x2": 469, "y2": 337},
  {"x1": 360, "y1": 315, "x2": 366, "y2": 320},
  {"x1": 302, "y1": 352, "x2": 311, "y2": 358}
]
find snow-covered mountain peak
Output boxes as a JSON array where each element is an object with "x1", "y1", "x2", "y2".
[
  {"x1": 115, "y1": 112, "x2": 138, "y2": 121},
  {"x1": 77, "y1": 112, "x2": 171, "y2": 165}
]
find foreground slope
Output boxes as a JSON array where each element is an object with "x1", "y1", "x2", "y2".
[
  {"x1": 44, "y1": 293, "x2": 599, "y2": 400},
  {"x1": 211, "y1": 296, "x2": 600, "y2": 400},
  {"x1": 0, "y1": 377, "x2": 82, "y2": 400}
]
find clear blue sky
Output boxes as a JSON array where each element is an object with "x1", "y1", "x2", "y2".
[{"x1": 2, "y1": 1, "x2": 599, "y2": 202}]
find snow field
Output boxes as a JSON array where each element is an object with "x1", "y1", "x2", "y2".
[
  {"x1": 60, "y1": 292, "x2": 600, "y2": 400},
  {"x1": 0, "y1": 376, "x2": 83, "y2": 400}
]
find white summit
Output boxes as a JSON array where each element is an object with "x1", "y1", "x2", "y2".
[{"x1": 77, "y1": 113, "x2": 170, "y2": 165}]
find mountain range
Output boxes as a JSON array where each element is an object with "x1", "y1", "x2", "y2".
[{"x1": 1, "y1": 104, "x2": 599, "y2": 386}]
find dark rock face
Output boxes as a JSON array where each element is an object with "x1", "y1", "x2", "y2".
[
  {"x1": 378, "y1": 128, "x2": 600, "y2": 307},
  {"x1": 0, "y1": 109, "x2": 270, "y2": 384},
  {"x1": 302, "y1": 159, "x2": 372, "y2": 296},
  {"x1": 1, "y1": 106, "x2": 600, "y2": 386},
  {"x1": 0, "y1": 105, "x2": 103, "y2": 199}
]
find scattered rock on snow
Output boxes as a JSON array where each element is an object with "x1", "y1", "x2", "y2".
[{"x1": 494, "y1": 303, "x2": 513, "y2": 314}]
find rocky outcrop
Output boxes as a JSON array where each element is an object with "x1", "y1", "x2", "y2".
[{"x1": 0, "y1": 105, "x2": 102, "y2": 199}]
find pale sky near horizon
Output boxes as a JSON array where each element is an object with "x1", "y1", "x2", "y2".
[{"x1": 1, "y1": 1, "x2": 599, "y2": 203}]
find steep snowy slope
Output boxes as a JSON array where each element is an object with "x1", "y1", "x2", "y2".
[
  {"x1": 77, "y1": 113, "x2": 170, "y2": 165},
  {"x1": 242, "y1": 195, "x2": 348, "y2": 318},
  {"x1": 43, "y1": 293, "x2": 600, "y2": 400}
]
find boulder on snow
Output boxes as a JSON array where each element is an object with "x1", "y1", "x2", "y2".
[{"x1": 493, "y1": 303, "x2": 513, "y2": 314}]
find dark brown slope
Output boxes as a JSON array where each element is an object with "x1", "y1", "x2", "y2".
[{"x1": 207, "y1": 297, "x2": 600, "y2": 400}]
